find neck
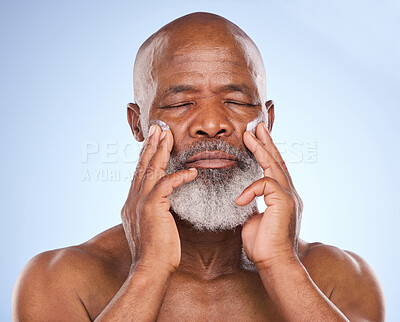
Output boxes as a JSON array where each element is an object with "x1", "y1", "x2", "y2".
[{"x1": 173, "y1": 212, "x2": 244, "y2": 281}]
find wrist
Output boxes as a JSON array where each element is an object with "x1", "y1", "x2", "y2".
[
  {"x1": 256, "y1": 255, "x2": 308, "y2": 283},
  {"x1": 255, "y1": 253, "x2": 300, "y2": 273},
  {"x1": 256, "y1": 256, "x2": 310, "y2": 298},
  {"x1": 131, "y1": 258, "x2": 177, "y2": 278},
  {"x1": 124, "y1": 260, "x2": 174, "y2": 302}
]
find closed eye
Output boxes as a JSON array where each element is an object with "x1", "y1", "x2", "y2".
[
  {"x1": 225, "y1": 100, "x2": 257, "y2": 107},
  {"x1": 161, "y1": 101, "x2": 257, "y2": 109},
  {"x1": 161, "y1": 102, "x2": 193, "y2": 109}
]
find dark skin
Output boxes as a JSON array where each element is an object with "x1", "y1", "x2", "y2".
[{"x1": 12, "y1": 13, "x2": 384, "y2": 322}]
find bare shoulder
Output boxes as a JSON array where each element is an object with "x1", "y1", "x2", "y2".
[
  {"x1": 299, "y1": 239, "x2": 386, "y2": 321},
  {"x1": 12, "y1": 224, "x2": 131, "y2": 322}
]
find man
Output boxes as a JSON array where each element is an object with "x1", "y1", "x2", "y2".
[{"x1": 12, "y1": 12, "x2": 385, "y2": 321}]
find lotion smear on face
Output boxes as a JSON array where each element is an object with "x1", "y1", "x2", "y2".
[
  {"x1": 246, "y1": 115, "x2": 266, "y2": 134},
  {"x1": 149, "y1": 119, "x2": 170, "y2": 132}
]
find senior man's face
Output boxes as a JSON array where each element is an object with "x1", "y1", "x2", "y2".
[
  {"x1": 140, "y1": 34, "x2": 271, "y2": 231},
  {"x1": 149, "y1": 38, "x2": 263, "y2": 154}
]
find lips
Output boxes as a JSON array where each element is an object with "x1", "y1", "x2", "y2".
[{"x1": 185, "y1": 151, "x2": 237, "y2": 169}]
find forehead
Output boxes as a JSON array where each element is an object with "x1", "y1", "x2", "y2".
[{"x1": 151, "y1": 37, "x2": 260, "y2": 94}]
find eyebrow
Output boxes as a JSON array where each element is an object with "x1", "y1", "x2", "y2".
[
  {"x1": 217, "y1": 83, "x2": 253, "y2": 98},
  {"x1": 163, "y1": 85, "x2": 197, "y2": 97},
  {"x1": 162, "y1": 83, "x2": 253, "y2": 98}
]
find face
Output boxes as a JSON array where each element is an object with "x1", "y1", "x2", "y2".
[
  {"x1": 147, "y1": 38, "x2": 265, "y2": 156},
  {"x1": 130, "y1": 33, "x2": 274, "y2": 231}
]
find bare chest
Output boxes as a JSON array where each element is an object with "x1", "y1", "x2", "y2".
[
  {"x1": 156, "y1": 273, "x2": 284, "y2": 322},
  {"x1": 156, "y1": 295, "x2": 283, "y2": 321},
  {"x1": 85, "y1": 271, "x2": 284, "y2": 321}
]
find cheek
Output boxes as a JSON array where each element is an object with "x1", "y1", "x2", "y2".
[
  {"x1": 230, "y1": 109, "x2": 260, "y2": 133},
  {"x1": 246, "y1": 114, "x2": 265, "y2": 134},
  {"x1": 152, "y1": 117, "x2": 190, "y2": 151},
  {"x1": 168, "y1": 121, "x2": 189, "y2": 142},
  {"x1": 149, "y1": 119, "x2": 170, "y2": 131}
]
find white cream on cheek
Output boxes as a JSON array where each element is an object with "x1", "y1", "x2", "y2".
[
  {"x1": 246, "y1": 115, "x2": 266, "y2": 134},
  {"x1": 149, "y1": 119, "x2": 170, "y2": 132}
]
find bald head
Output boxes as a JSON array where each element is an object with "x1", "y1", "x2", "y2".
[{"x1": 133, "y1": 12, "x2": 268, "y2": 138}]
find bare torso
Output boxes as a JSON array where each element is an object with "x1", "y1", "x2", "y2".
[{"x1": 69, "y1": 224, "x2": 335, "y2": 321}]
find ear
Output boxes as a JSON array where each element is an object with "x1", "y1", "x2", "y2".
[
  {"x1": 265, "y1": 100, "x2": 275, "y2": 133},
  {"x1": 127, "y1": 103, "x2": 144, "y2": 142}
]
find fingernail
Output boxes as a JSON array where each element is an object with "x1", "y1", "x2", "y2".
[
  {"x1": 149, "y1": 125, "x2": 156, "y2": 137},
  {"x1": 249, "y1": 131, "x2": 256, "y2": 137},
  {"x1": 189, "y1": 167, "x2": 197, "y2": 172},
  {"x1": 263, "y1": 123, "x2": 269, "y2": 132},
  {"x1": 160, "y1": 130, "x2": 166, "y2": 140}
]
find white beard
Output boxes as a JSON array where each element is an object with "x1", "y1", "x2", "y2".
[{"x1": 166, "y1": 139, "x2": 262, "y2": 232}]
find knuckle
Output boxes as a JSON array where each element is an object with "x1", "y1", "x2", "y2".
[
  {"x1": 166, "y1": 171, "x2": 186, "y2": 183},
  {"x1": 260, "y1": 160, "x2": 272, "y2": 171},
  {"x1": 154, "y1": 174, "x2": 171, "y2": 189},
  {"x1": 252, "y1": 142, "x2": 262, "y2": 154},
  {"x1": 136, "y1": 161, "x2": 147, "y2": 172},
  {"x1": 145, "y1": 140, "x2": 158, "y2": 153},
  {"x1": 135, "y1": 161, "x2": 148, "y2": 176},
  {"x1": 158, "y1": 159, "x2": 169, "y2": 169},
  {"x1": 144, "y1": 166, "x2": 162, "y2": 180},
  {"x1": 154, "y1": 173, "x2": 177, "y2": 192}
]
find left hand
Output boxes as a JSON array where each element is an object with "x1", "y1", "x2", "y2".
[{"x1": 236, "y1": 122, "x2": 303, "y2": 271}]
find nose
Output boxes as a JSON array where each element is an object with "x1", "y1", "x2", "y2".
[{"x1": 188, "y1": 99, "x2": 233, "y2": 138}]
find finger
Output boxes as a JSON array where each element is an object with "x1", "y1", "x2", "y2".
[
  {"x1": 130, "y1": 124, "x2": 162, "y2": 195},
  {"x1": 243, "y1": 131, "x2": 290, "y2": 191},
  {"x1": 235, "y1": 176, "x2": 288, "y2": 207},
  {"x1": 140, "y1": 129, "x2": 174, "y2": 196},
  {"x1": 149, "y1": 168, "x2": 198, "y2": 200},
  {"x1": 255, "y1": 122, "x2": 294, "y2": 188}
]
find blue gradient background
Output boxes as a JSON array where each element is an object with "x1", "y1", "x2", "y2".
[{"x1": 1, "y1": 0, "x2": 399, "y2": 320}]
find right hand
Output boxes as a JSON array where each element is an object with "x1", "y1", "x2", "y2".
[{"x1": 121, "y1": 124, "x2": 197, "y2": 275}]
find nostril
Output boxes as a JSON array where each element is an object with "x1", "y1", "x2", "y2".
[
  {"x1": 196, "y1": 130, "x2": 208, "y2": 135},
  {"x1": 216, "y1": 129, "x2": 226, "y2": 135}
]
